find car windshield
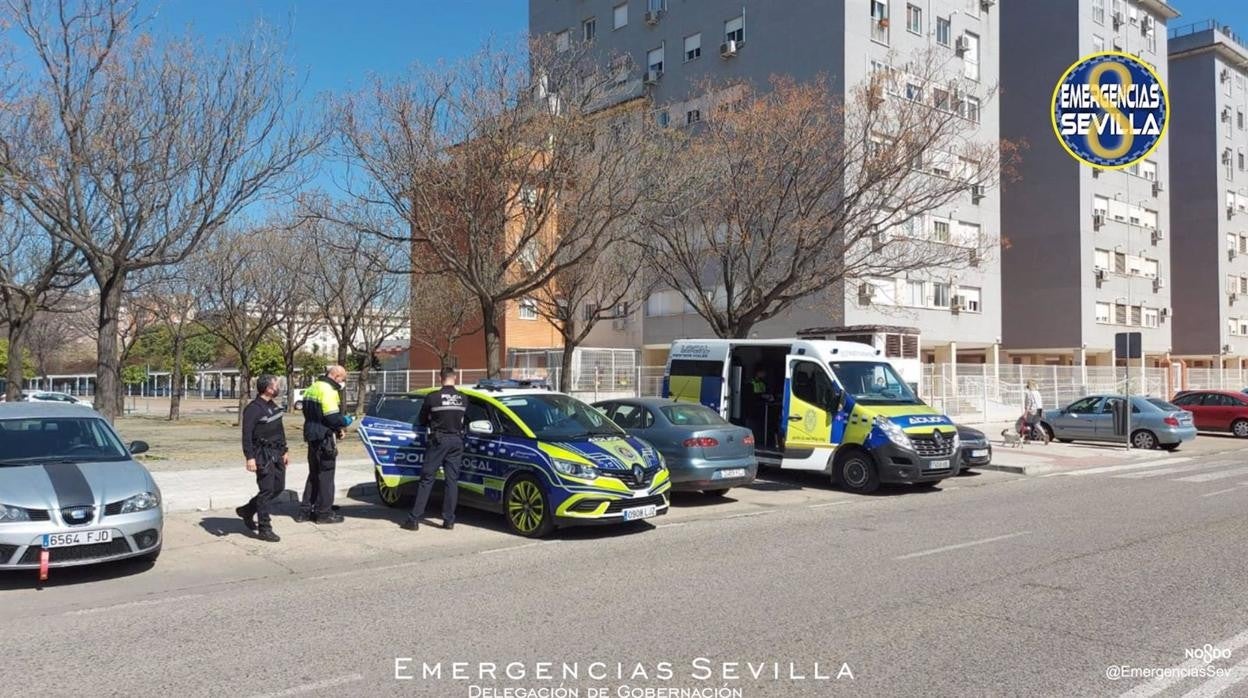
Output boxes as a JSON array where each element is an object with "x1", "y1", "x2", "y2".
[
  {"x1": 0, "y1": 417, "x2": 130, "y2": 465},
  {"x1": 828, "y1": 361, "x2": 921, "y2": 405},
  {"x1": 497, "y1": 393, "x2": 624, "y2": 440},
  {"x1": 660, "y1": 404, "x2": 726, "y2": 426}
]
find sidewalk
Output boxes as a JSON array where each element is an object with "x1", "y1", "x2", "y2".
[{"x1": 154, "y1": 458, "x2": 378, "y2": 513}]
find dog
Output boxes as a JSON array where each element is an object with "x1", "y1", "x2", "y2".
[{"x1": 1001, "y1": 427, "x2": 1023, "y2": 448}]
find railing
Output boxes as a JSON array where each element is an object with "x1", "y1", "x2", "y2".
[{"x1": 1169, "y1": 19, "x2": 1247, "y2": 50}]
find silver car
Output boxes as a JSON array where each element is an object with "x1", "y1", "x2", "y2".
[
  {"x1": 1040, "y1": 395, "x2": 1197, "y2": 451},
  {"x1": 594, "y1": 398, "x2": 756, "y2": 495},
  {"x1": 0, "y1": 403, "x2": 163, "y2": 570}
]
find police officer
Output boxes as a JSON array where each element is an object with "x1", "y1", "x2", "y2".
[
  {"x1": 746, "y1": 368, "x2": 774, "y2": 448},
  {"x1": 236, "y1": 375, "x2": 287, "y2": 542},
  {"x1": 402, "y1": 367, "x2": 466, "y2": 531},
  {"x1": 297, "y1": 365, "x2": 353, "y2": 524}
]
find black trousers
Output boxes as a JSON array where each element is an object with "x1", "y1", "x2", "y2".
[
  {"x1": 243, "y1": 450, "x2": 286, "y2": 528},
  {"x1": 301, "y1": 439, "x2": 337, "y2": 515},
  {"x1": 407, "y1": 434, "x2": 463, "y2": 525}
]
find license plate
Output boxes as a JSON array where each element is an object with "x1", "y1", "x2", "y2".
[
  {"x1": 622, "y1": 505, "x2": 658, "y2": 521},
  {"x1": 926, "y1": 460, "x2": 950, "y2": 470},
  {"x1": 42, "y1": 530, "x2": 112, "y2": 548},
  {"x1": 714, "y1": 468, "x2": 747, "y2": 479},
  {"x1": 971, "y1": 449, "x2": 989, "y2": 458}
]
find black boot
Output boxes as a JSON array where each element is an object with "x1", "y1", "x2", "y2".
[
  {"x1": 400, "y1": 519, "x2": 419, "y2": 531},
  {"x1": 315, "y1": 512, "x2": 344, "y2": 524},
  {"x1": 293, "y1": 509, "x2": 312, "y2": 523},
  {"x1": 256, "y1": 528, "x2": 280, "y2": 543},
  {"x1": 442, "y1": 520, "x2": 455, "y2": 531},
  {"x1": 235, "y1": 505, "x2": 256, "y2": 532}
]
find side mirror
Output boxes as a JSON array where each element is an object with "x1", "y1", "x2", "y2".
[
  {"x1": 467, "y1": 420, "x2": 494, "y2": 436},
  {"x1": 129, "y1": 440, "x2": 150, "y2": 455}
]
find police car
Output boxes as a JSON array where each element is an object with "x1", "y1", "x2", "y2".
[{"x1": 358, "y1": 380, "x2": 671, "y2": 537}]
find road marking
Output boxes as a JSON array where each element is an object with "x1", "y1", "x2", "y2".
[
  {"x1": 478, "y1": 541, "x2": 558, "y2": 555},
  {"x1": 1201, "y1": 485, "x2": 1248, "y2": 498},
  {"x1": 64, "y1": 593, "x2": 203, "y2": 616},
  {"x1": 1179, "y1": 657, "x2": 1248, "y2": 697},
  {"x1": 251, "y1": 673, "x2": 363, "y2": 697},
  {"x1": 807, "y1": 501, "x2": 853, "y2": 509},
  {"x1": 656, "y1": 521, "x2": 687, "y2": 528},
  {"x1": 1063, "y1": 458, "x2": 1191, "y2": 477},
  {"x1": 1120, "y1": 628, "x2": 1248, "y2": 697},
  {"x1": 1115, "y1": 463, "x2": 1212, "y2": 479},
  {"x1": 727, "y1": 510, "x2": 772, "y2": 519},
  {"x1": 894, "y1": 531, "x2": 1029, "y2": 561},
  {"x1": 1175, "y1": 467, "x2": 1248, "y2": 483}
]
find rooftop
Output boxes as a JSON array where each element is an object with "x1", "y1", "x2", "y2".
[{"x1": 1169, "y1": 20, "x2": 1248, "y2": 65}]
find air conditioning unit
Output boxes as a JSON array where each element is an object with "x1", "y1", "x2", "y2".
[
  {"x1": 1154, "y1": 277, "x2": 1166, "y2": 291},
  {"x1": 1225, "y1": 343, "x2": 1234, "y2": 354},
  {"x1": 1095, "y1": 268, "x2": 1107, "y2": 283},
  {"x1": 1223, "y1": 107, "x2": 1232, "y2": 123},
  {"x1": 1160, "y1": 307, "x2": 1170, "y2": 319},
  {"x1": 1092, "y1": 167, "x2": 1102, "y2": 178},
  {"x1": 1093, "y1": 212, "x2": 1105, "y2": 229},
  {"x1": 858, "y1": 284, "x2": 875, "y2": 305},
  {"x1": 955, "y1": 35, "x2": 970, "y2": 53},
  {"x1": 1230, "y1": 247, "x2": 1238, "y2": 261},
  {"x1": 951, "y1": 295, "x2": 965, "y2": 313},
  {"x1": 1142, "y1": 16, "x2": 1155, "y2": 34},
  {"x1": 1151, "y1": 229, "x2": 1164, "y2": 244},
  {"x1": 644, "y1": 69, "x2": 663, "y2": 85},
  {"x1": 1112, "y1": 11, "x2": 1124, "y2": 29},
  {"x1": 1232, "y1": 292, "x2": 1240, "y2": 304},
  {"x1": 980, "y1": 0, "x2": 996, "y2": 8},
  {"x1": 644, "y1": 9, "x2": 663, "y2": 25},
  {"x1": 720, "y1": 40, "x2": 738, "y2": 58},
  {"x1": 1222, "y1": 68, "x2": 1232, "y2": 83},
  {"x1": 1230, "y1": 205, "x2": 1237, "y2": 220},
  {"x1": 1152, "y1": 180, "x2": 1164, "y2": 196},
  {"x1": 970, "y1": 184, "x2": 985, "y2": 203}
]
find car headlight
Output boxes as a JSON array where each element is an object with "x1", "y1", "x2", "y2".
[
  {"x1": 874, "y1": 417, "x2": 913, "y2": 450},
  {"x1": 553, "y1": 459, "x2": 599, "y2": 480},
  {"x1": 119, "y1": 492, "x2": 160, "y2": 514},
  {"x1": 0, "y1": 504, "x2": 31, "y2": 523},
  {"x1": 951, "y1": 432, "x2": 961, "y2": 451}
]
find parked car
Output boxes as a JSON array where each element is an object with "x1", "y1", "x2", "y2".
[
  {"x1": 358, "y1": 380, "x2": 671, "y2": 537},
  {"x1": 957, "y1": 424, "x2": 992, "y2": 470},
  {"x1": 593, "y1": 397, "x2": 756, "y2": 496},
  {"x1": 0, "y1": 402, "x2": 163, "y2": 570},
  {"x1": 1171, "y1": 390, "x2": 1248, "y2": 437},
  {"x1": 280, "y1": 388, "x2": 305, "y2": 412},
  {"x1": 0, "y1": 391, "x2": 87, "y2": 405},
  {"x1": 1040, "y1": 395, "x2": 1196, "y2": 450}
]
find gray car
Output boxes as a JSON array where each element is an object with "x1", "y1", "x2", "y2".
[
  {"x1": 1040, "y1": 395, "x2": 1197, "y2": 451},
  {"x1": 593, "y1": 397, "x2": 756, "y2": 495},
  {"x1": 0, "y1": 403, "x2": 163, "y2": 570}
]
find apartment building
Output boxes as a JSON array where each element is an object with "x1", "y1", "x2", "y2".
[
  {"x1": 1001, "y1": 0, "x2": 1178, "y2": 371},
  {"x1": 530, "y1": 0, "x2": 1002, "y2": 367},
  {"x1": 1169, "y1": 21, "x2": 1248, "y2": 374}
]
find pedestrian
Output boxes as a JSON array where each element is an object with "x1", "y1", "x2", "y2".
[
  {"x1": 236, "y1": 375, "x2": 287, "y2": 543},
  {"x1": 297, "y1": 365, "x2": 353, "y2": 524},
  {"x1": 1023, "y1": 379, "x2": 1049, "y2": 444},
  {"x1": 745, "y1": 368, "x2": 774, "y2": 448},
  {"x1": 402, "y1": 367, "x2": 466, "y2": 531}
]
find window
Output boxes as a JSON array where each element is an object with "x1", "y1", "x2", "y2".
[
  {"x1": 518, "y1": 298, "x2": 538, "y2": 320},
  {"x1": 686, "y1": 109, "x2": 701, "y2": 125},
  {"x1": 1068, "y1": 396, "x2": 1102, "y2": 414},
  {"x1": 1140, "y1": 160, "x2": 1157, "y2": 181},
  {"x1": 1141, "y1": 208, "x2": 1158, "y2": 229},
  {"x1": 870, "y1": 1, "x2": 889, "y2": 44},
  {"x1": 936, "y1": 16, "x2": 951, "y2": 46},
  {"x1": 957, "y1": 286, "x2": 982, "y2": 313},
  {"x1": 906, "y1": 280, "x2": 925, "y2": 306},
  {"x1": 555, "y1": 30, "x2": 570, "y2": 52},
  {"x1": 684, "y1": 33, "x2": 701, "y2": 61},
  {"x1": 868, "y1": 278, "x2": 898, "y2": 305},
  {"x1": 1114, "y1": 251, "x2": 1127, "y2": 274},
  {"x1": 610, "y1": 55, "x2": 630, "y2": 84},
  {"x1": 963, "y1": 96, "x2": 981, "y2": 123},
  {"x1": 647, "y1": 0, "x2": 665, "y2": 11},
  {"x1": 1092, "y1": 34, "x2": 1105, "y2": 53},
  {"x1": 725, "y1": 15, "x2": 744, "y2": 45},
  {"x1": 905, "y1": 82, "x2": 922, "y2": 102},
  {"x1": 647, "y1": 46, "x2": 664, "y2": 75},
  {"x1": 1130, "y1": 305, "x2": 1142, "y2": 326},
  {"x1": 1095, "y1": 302, "x2": 1111, "y2": 324},
  {"x1": 933, "y1": 88, "x2": 951, "y2": 111},
  {"x1": 790, "y1": 360, "x2": 838, "y2": 410},
  {"x1": 1143, "y1": 307, "x2": 1159, "y2": 328},
  {"x1": 962, "y1": 32, "x2": 980, "y2": 81},
  {"x1": 932, "y1": 219, "x2": 951, "y2": 243},
  {"x1": 1230, "y1": 319, "x2": 1240, "y2": 337},
  {"x1": 655, "y1": 109, "x2": 670, "y2": 128},
  {"x1": 613, "y1": 2, "x2": 628, "y2": 29},
  {"x1": 645, "y1": 290, "x2": 689, "y2": 317},
  {"x1": 1094, "y1": 196, "x2": 1109, "y2": 218},
  {"x1": 610, "y1": 404, "x2": 654, "y2": 429},
  {"x1": 932, "y1": 282, "x2": 951, "y2": 307},
  {"x1": 964, "y1": 0, "x2": 979, "y2": 18},
  {"x1": 582, "y1": 18, "x2": 597, "y2": 42},
  {"x1": 1241, "y1": 235, "x2": 1248, "y2": 254},
  {"x1": 1240, "y1": 150, "x2": 1245, "y2": 172},
  {"x1": 1115, "y1": 303, "x2": 1127, "y2": 325},
  {"x1": 1240, "y1": 110, "x2": 1246, "y2": 130},
  {"x1": 1094, "y1": 249, "x2": 1110, "y2": 270},
  {"x1": 1143, "y1": 258, "x2": 1159, "y2": 279},
  {"x1": 906, "y1": 4, "x2": 922, "y2": 34},
  {"x1": 1092, "y1": 0, "x2": 1105, "y2": 25}
]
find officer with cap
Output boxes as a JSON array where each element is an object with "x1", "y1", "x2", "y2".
[
  {"x1": 297, "y1": 365, "x2": 353, "y2": 524},
  {"x1": 237, "y1": 375, "x2": 288, "y2": 542},
  {"x1": 402, "y1": 367, "x2": 466, "y2": 531}
]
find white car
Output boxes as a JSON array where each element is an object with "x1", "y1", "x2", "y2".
[{"x1": 0, "y1": 391, "x2": 88, "y2": 406}]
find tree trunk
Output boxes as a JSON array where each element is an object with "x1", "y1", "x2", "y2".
[
  {"x1": 236, "y1": 360, "x2": 251, "y2": 427},
  {"x1": 481, "y1": 300, "x2": 502, "y2": 379},
  {"x1": 6, "y1": 322, "x2": 25, "y2": 401},
  {"x1": 94, "y1": 276, "x2": 125, "y2": 422},
  {"x1": 169, "y1": 335, "x2": 184, "y2": 421},
  {"x1": 559, "y1": 336, "x2": 575, "y2": 393},
  {"x1": 356, "y1": 359, "x2": 371, "y2": 418}
]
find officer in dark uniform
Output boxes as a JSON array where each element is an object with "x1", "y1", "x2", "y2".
[
  {"x1": 746, "y1": 368, "x2": 774, "y2": 448},
  {"x1": 402, "y1": 367, "x2": 466, "y2": 531},
  {"x1": 236, "y1": 375, "x2": 288, "y2": 542},
  {"x1": 297, "y1": 365, "x2": 353, "y2": 524}
]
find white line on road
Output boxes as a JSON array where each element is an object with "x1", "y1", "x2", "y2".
[
  {"x1": 807, "y1": 501, "x2": 853, "y2": 509},
  {"x1": 478, "y1": 541, "x2": 558, "y2": 555},
  {"x1": 1175, "y1": 467, "x2": 1248, "y2": 483},
  {"x1": 1201, "y1": 485, "x2": 1248, "y2": 498},
  {"x1": 251, "y1": 673, "x2": 363, "y2": 698},
  {"x1": 1063, "y1": 458, "x2": 1192, "y2": 477},
  {"x1": 1120, "y1": 628, "x2": 1248, "y2": 697},
  {"x1": 894, "y1": 531, "x2": 1029, "y2": 561},
  {"x1": 1114, "y1": 463, "x2": 1213, "y2": 479},
  {"x1": 656, "y1": 521, "x2": 687, "y2": 528},
  {"x1": 727, "y1": 510, "x2": 773, "y2": 519},
  {"x1": 1179, "y1": 657, "x2": 1248, "y2": 698},
  {"x1": 63, "y1": 593, "x2": 204, "y2": 616}
]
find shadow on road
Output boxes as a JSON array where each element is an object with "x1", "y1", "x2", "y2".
[{"x1": 0, "y1": 555, "x2": 155, "y2": 590}]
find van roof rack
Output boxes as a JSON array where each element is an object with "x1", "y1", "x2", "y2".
[{"x1": 474, "y1": 378, "x2": 550, "y2": 391}]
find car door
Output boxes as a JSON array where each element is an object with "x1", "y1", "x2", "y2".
[
  {"x1": 783, "y1": 357, "x2": 840, "y2": 463},
  {"x1": 1201, "y1": 393, "x2": 1240, "y2": 432},
  {"x1": 1050, "y1": 396, "x2": 1103, "y2": 440},
  {"x1": 1093, "y1": 397, "x2": 1129, "y2": 441},
  {"x1": 1170, "y1": 393, "x2": 1206, "y2": 429}
]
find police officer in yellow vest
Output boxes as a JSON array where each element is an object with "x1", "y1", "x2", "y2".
[{"x1": 297, "y1": 365, "x2": 353, "y2": 523}]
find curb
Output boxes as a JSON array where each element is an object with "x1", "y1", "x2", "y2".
[{"x1": 978, "y1": 463, "x2": 1061, "y2": 477}]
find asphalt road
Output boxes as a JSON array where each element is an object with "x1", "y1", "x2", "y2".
[{"x1": 4, "y1": 452, "x2": 1248, "y2": 698}]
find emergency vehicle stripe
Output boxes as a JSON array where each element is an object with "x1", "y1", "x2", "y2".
[{"x1": 42, "y1": 462, "x2": 94, "y2": 507}]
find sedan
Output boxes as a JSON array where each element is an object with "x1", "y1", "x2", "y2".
[
  {"x1": 957, "y1": 424, "x2": 992, "y2": 470},
  {"x1": 0, "y1": 391, "x2": 88, "y2": 405},
  {"x1": 0, "y1": 402, "x2": 163, "y2": 570},
  {"x1": 594, "y1": 397, "x2": 756, "y2": 496},
  {"x1": 1041, "y1": 395, "x2": 1196, "y2": 450},
  {"x1": 1171, "y1": 390, "x2": 1248, "y2": 437}
]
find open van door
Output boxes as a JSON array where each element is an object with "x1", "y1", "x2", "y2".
[{"x1": 783, "y1": 356, "x2": 843, "y2": 462}]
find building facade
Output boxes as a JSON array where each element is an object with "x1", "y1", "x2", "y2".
[
  {"x1": 1000, "y1": 0, "x2": 1178, "y2": 370},
  {"x1": 533, "y1": 0, "x2": 1003, "y2": 366},
  {"x1": 1169, "y1": 21, "x2": 1248, "y2": 374}
]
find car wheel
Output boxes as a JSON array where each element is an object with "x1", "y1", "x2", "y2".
[
  {"x1": 505, "y1": 474, "x2": 554, "y2": 538},
  {"x1": 1131, "y1": 430, "x2": 1158, "y2": 450},
  {"x1": 1233, "y1": 419, "x2": 1248, "y2": 438},
  {"x1": 703, "y1": 489, "x2": 730, "y2": 497},
  {"x1": 834, "y1": 449, "x2": 879, "y2": 495},
  {"x1": 294, "y1": 400, "x2": 303, "y2": 411},
  {"x1": 375, "y1": 469, "x2": 407, "y2": 508}
]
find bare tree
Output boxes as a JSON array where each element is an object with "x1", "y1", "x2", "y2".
[
  {"x1": 270, "y1": 230, "x2": 324, "y2": 408},
  {"x1": 0, "y1": 0, "x2": 324, "y2": 420},
  {"x1": 328, "y1": 38, "x2": 655, "y2": 377},
  {"x1": 24, "y1": 308, "x2": 84, "y2": 377},
  {"x1": 408, "y1": 268, "x2": 480, "y2": 371},
  {"x1": 129, "y1": 267, "x2": 205, "y2": 420},
  {"x1": 194, "y1": 228, "x2": 289, "y2": 423},
  {"x1": 638, "y1": 63, "x2": 1013, "y2": 339},
  {"x1": 350, "y1": 278, "x2": 408, "y2": 417},
  {"x1": 531, "y1": 240, "x2": 649, "y2": 392}
]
